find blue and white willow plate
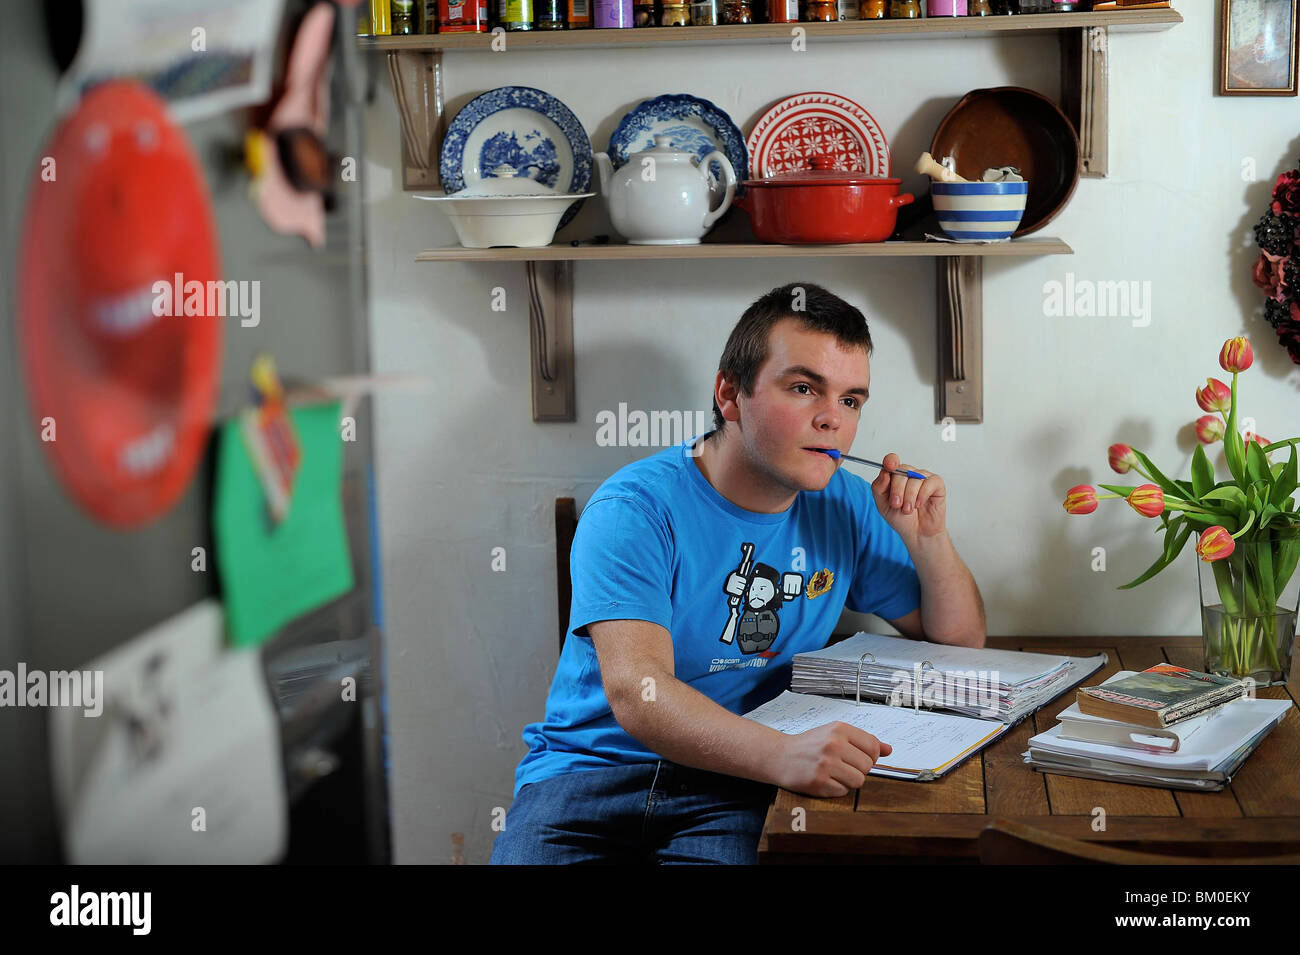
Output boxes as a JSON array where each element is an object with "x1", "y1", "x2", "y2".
[
  {"x1": 608, "y1": 94, "x2": 748, "y2": 194},
  {"x1": 440, "y1": 86, "x2": 592, "y2": 228}
]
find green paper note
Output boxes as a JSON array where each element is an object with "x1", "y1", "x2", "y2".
[{"x1": 213, "y1": 401, "x2": 355, "y2": 648}]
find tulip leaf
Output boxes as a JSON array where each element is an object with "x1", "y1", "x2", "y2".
[
  {"x1": 1191, "y1": 445, "x2": 1215, "y2": 498},
  {"x1": 1198, "y1": 486, "x2": 1246, "y2": 521},
  {"x1": 1183, "y1": 512, "x2": 1222, "y2": 527},
  {"x1": 1162, "y1": 515, "x2": 1188, "y2": 561},
  {"x1": 1246, "y1": 439, "x2": 1273, "y2": 489},
  {"x1": 1203, "y1": 485, "x2": 1247, "y2": 508},
  {"x1": 1261, "y1": 503, "x2": 1282, "y2": 528},
  {"x1": 1225, "y1": 379, "x2": 1244, "y2": 484},
  {"x1": 1098, "y1": 483, "x2": 1134, "y2": 497},
  {"x1": 1270, "y1": 445, "x2": 1298, "y2": 507},
  {"x1": 1117, "y1": 523, "x2": 1193, "y2": 590},
  {"x1": 1129, "y1": 449, "x2": 1184, "y2": 500},
  {"x1": 1275, "y1": 537, "x2": 1300, "y2": 594}
]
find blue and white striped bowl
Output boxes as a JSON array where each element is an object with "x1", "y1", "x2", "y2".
[{"x1": 931, "y1": 181, "x2": 1029, "y2": 241}]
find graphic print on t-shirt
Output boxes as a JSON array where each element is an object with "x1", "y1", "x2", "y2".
[{"x1": 718, "y1": 541, "x2": 805, "y2": 654}]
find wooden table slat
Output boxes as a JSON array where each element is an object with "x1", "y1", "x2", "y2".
[
  {"x1": 983, "y1": 718, "x2": 1051, "y2": 817},
  {"x1": 772, "y1": 787, "x2": 854, "y2": 814},
  {"x1": 855, "y1": 752, "x2": 986, "y2": 814}
]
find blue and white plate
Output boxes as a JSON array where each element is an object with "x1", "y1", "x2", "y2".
[
  {"x1": 608, "y1": 94, "x2": 748, "y2": 195},
  {"x1": 440, "y1": 86, "x2": 593, "y2": 228}
]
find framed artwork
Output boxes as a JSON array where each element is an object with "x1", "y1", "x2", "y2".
[{"x1": 1221, "y1": 0, "x2": 1299, "y2": 96}]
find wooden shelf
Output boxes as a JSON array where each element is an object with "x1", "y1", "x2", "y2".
[
  {"x1": 366, "y1": 10, "x2": 1178, "y2": 424},
  {"x1": 415, "y1": 238, "x2": 1072, "y2": 262},
  {"x1": 360, "y1": 9, "x2": 1180, "y2": 52}
]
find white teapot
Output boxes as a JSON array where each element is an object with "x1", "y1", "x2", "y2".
[{"x1": 594, "y1": 135, "x2": 736, "y2": 245}]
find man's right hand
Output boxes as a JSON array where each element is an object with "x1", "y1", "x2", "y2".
[{"x1": 772, "y1": 722, "x2": 893, "y2": 798}]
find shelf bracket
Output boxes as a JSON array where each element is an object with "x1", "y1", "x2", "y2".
[
  {"x1": 385, "y1": 50, "x2": 443, "y2": 190},
  {"x1": 936, "y1": 257, "x2": 982, "y2": 424},
  {"x1": 1061, "y1": 25, "x2": 1109, "y2": 178},
  {"x1": 526, "y1": 261, "x2": 576, "y2": 422}
]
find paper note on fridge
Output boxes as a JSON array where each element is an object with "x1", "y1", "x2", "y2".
[
  {"x1": 48, "y1": 600, "x2": 287, "y2": 863},
  {"x1": 213, "y1": 400, "x2": 354, "y2": 648}
]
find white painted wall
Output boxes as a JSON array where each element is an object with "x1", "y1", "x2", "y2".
[{"x1": 363, "y1": 2, "x2": 1300, "y2": 863}]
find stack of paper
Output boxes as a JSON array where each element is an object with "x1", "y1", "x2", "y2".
[
  {"x1": 1024, "y1": 674, "x2": 1291, "y2": 792},
  {"x1": 790, "y1": 633, "x2": 1095, "y2": 723}
]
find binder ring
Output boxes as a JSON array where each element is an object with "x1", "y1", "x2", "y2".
[
  {"x1": 913, "y1": 660, "x2": 934, "y2": 711},
  {"x1": 854, "y1": 652, "x2": 875, "y2": 706}
]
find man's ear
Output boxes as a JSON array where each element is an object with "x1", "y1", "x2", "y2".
[{"x1": 715, "y1": 371, "x2": 742, "y2": 424}]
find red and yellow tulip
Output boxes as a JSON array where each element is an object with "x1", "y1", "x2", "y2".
[
  {"x1": 1219, "y1": 337, "x2": 1254, "y2": 374},
  {"x1": 1195, "y1": 415, "x2": 1225, "y2": 444},
  {"x1": 1196, "y1": 526, "x2": 1235, "y2": 562},
  {"x1": 1108, "y1": 443, "x2": 1139, "y2": 474},
  {"x1": 1195, "y1": 378, "x2": 1232, "y2": 414},
  {"x1": 1126, "y1": 484, "x2": 1165, "y2": 518},
  {"x1": 1062, "y1": 485, "x2": 1098, "y2": 515}
]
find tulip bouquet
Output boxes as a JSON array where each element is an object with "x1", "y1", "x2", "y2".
[{"x1": 1063, "y1": 337, "x2": 1300, "y2": 683}]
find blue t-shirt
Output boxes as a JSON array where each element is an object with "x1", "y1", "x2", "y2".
[{"x1": 514, "y1": 434, "x2": 921, "y2": 796}]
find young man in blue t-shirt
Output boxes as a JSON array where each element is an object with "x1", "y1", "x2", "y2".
[{"x1": 491, "y1": 282, "x2": 985, "y2": 865}]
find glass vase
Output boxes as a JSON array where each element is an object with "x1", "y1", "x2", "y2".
[{"x1": 1197, "y1": 531, "x2": 1300, "y2": 686}]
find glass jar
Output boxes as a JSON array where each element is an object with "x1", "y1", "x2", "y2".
[
  {"x1": 661, "y1": 0, "x2": 689, "y2": 22},
  {"x1": 593, "y1": 0, "x2": 633, "y2": 26},
  {"x1": 633, "y1": 0, "x2": 656, "y2": 25},
  {"x1": 765, "y1": 0, "x2": 798, "y2": 19},
  {"x1": 721, "y1": 0, "x2": 753, "y2": 21},
  {"x1": 969, "y1": 0, "x2": 992, "y2": 13},
  {"x1": 802, "y1": 0, "x2": 836, "y2": 19},
  {"x1": 690, "y1": 0, "x2": 719, "y2": 21},
  {"x1": 889, "y1": 0, "x2": 920, "y2": 18},
  {"x1": 860, "y1": 0, "x2": 886, "y2": 16}
]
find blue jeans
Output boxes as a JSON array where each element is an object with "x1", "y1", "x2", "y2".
[{"x1": 489, "y1": 761, "x2": 776, "y2": 865}]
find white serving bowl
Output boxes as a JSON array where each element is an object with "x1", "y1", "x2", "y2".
[
  {"x1": 428, "y1": 193, "x2": 593, "y2": 248},
  {"x1": 426, "y1": 163, "x2": 593, "y2": 248}
]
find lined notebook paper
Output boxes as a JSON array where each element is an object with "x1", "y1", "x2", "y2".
[{"x1": 743, "y1": 690, "x2": 1009, "y2": 780}]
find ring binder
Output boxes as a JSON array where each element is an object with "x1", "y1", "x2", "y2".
[
  {"x1": 854, "y1": 652, "x2": 875, "y2": 705},
  {"x1": 914, "y1": 660, "x2": 933, "y2": 713}
]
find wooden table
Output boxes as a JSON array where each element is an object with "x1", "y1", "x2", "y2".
[{"x1": 758, "y1": 636, "x2": 1300, "y2": 864}]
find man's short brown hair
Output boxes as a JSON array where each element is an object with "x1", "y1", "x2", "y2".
[{"x1": 709, "y1": 283, "x2": 874, "y2": 435}]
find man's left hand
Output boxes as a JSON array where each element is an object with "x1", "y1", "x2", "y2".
[{"x1": 869, "y1": 452, "x2": 947, "y2": 546}]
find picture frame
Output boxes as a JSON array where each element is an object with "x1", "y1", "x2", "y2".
[{"x1": 1220, "y1": 0, "x2": 1299, "y2": 96}]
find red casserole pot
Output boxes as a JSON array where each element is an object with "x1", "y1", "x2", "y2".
[{"x1": 736, "y1": 156, "x2": 914, "y2": 244}]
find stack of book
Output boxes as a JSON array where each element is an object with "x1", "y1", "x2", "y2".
[
  {"x1": 789, "y1": 632, "x2": 1093, "y2": 723},
  {"x1": 1024, "y1": 665, "x2": 1292, "y2": 791}
]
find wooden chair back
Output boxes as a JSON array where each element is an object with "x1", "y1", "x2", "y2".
[{"x1": 555, "y1": 497, "x2": 577, "y2": 657}]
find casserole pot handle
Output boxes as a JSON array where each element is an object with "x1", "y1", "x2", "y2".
[{"x1": 890, "y1": 193, "x2": 915, "y2": 208}]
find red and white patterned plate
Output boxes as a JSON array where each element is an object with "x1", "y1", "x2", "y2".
[{"x1": 746, "y1": 92, "x2": 890, "y2": 179}]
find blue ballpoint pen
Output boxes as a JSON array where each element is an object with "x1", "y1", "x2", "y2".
[{"x1": 813, "y1": 448, "x2": 927, "y2": 479}]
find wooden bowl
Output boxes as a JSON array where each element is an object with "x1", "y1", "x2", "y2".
[{"x1": 930, "y1": 87, "x2": 1080, "y2": 237}]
